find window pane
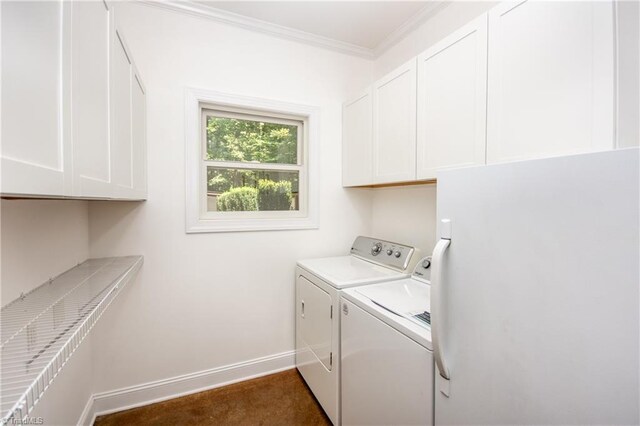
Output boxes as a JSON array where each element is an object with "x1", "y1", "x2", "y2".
[
  {"x1": 207, "y1": 167, "x2": 299, "y2": 212},
  {"x1": 205, "y1": 115, "x2": 298, "y2": 164}
]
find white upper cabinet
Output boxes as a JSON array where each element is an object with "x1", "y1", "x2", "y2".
[
  {"x1": 1, "y1": 1, "x2": 72, "y2": 196},
  {"x1": 111, "y1": 29, "x2": 134, "y2": 198},
  {"x1": 341, "y1": 1, "x2": 625, "y2": 186},
  {"x1": 372, "y1": 59, "x2": 417, "y2": 184},
  {"x1": 486, "y1": 0, "x2": 615, "y2": 164},
  {"x1": 110, "y1": 22, "x2": 146, "y2": 200},
  {"x1": 416, "y1": 14, "x2": 488, "y2": 180},
  {"x1": 72, "y1": 0, "x2": 112, "y2": 198},
  {"x1": 0, "y1": 2, "x2": 146, "y2": 199},
  {"x1": 131, "y1": 72, "x2": 147, "y2": 196},
  {"x1": 342, "y1": 89, "x2": 373, "y2": 186}
]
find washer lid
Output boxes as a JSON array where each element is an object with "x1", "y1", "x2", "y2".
[
  {"x1": 297, "y1": 256, "x2": 408, "y2": 289},
  {"x1": 342, "y1": 280, "x2": 432, "y2": 350},
  {"x1": 356, "y1": 278, "x2": 430, "y2": 319}
]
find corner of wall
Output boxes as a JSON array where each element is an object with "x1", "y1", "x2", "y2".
[{"x1": 1, "y1": 199, "x2": 90, "y2": 303}]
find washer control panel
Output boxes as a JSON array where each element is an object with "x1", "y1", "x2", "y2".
[{"x1": 350, "y1": 236, "x2": 417, "y2": 271}]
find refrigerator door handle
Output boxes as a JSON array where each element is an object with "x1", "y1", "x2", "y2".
[{"x1": 432, "y1": 220, "x2": 451, "y2": 384}]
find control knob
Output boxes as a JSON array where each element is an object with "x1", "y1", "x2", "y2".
[
  {"x1": 386, "y1": 249, "x2": 393, "y2": 256},
  {"x1": 394, "y1": 251, "x2": 402, "y2": 258},
  {"x1": 371, "y1": 242, "x2": 382, "y2": 256}
]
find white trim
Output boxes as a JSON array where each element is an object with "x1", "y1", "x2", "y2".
[
  {"x1": 78, "y1": 395, "x2": 95, "y2": 426},
  {"x1": 78, "y1": 350, "x2": 296, "y2": 426},
  {"x1": 138, "y1": 0, "x2": 448, "y2": 59},
  {"x1": 185, "y1": 87, "x2": 320, "y2": 233},
  {"x1": 373, "y1": 2, "x2": 449, "y2": 57},
  {"x1": 138, "y1": 0, "x2": 373, "y2": 58},
  {"x1": 203, "y1": 108, "x2": 303, "y2": 129},
  {"x1": 204, "y1": 161, "x2": 301, "y2": 172}
]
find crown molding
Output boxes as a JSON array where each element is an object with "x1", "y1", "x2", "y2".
[
  {"x1": 373, "y1": 1, "x2": 449, "y2": 57},
  {"x1": 138, "y1": 0, "x2": 375, "y2": 58},
  {"x1": 138, "y1": 1, "x2": 448, "y2": 60}
]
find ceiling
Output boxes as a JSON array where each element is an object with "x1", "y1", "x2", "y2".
[{"x1": 195, "y1": 1, "x2": 431, "y2": 50}]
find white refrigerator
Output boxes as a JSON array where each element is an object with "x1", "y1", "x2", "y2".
[{"x1": 431, "y1": 148, "x2": 639, "y2": 425}]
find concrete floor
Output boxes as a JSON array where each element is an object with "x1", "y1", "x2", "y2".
[{"x1": 93, "y1": 369, "x2": 332, "y2": 425}]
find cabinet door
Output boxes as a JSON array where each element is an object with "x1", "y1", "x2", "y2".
[
  {"x1": 372, "y1": 59, "x2": 417, "y2": 184},
  {"x1": 72, "y1": 0, "x2": 112, "y2": 198},
  {"x1": 342, "y1": 89, "x2": 373, "y2": 187},
  {"x1": 486, "y1": 0, "x2": 615, "y2": 164},
  {"x1": 1, "y1": 1, "x2": 72, "y2": 196},
  {"x1": 110, "y1": 28, "x2": 134, "y2": 199},
  {"x1": 131, "y1": 71, "x2": 147, "y2": 197},
  {"x1": 416, "y1": 14, "x2": 488, "y2": 180}
]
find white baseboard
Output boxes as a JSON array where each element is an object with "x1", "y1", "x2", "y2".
[
  {"x1": 78, "y1": 395, "x2": 96, "y2": 426},
  {"x1": 77, "y1": 350, "x2": 296, "y2": 426}
]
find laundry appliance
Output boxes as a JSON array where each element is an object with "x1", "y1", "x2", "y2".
[
  {"x1": 341, "y1": 256, "x2": 434, "y2": 426},
  {"x1": 295, "y1": 236, "x2": 419, "y2": 424}
]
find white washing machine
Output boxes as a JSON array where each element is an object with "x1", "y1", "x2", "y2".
[
  {"x1": 340, "y1": 257, "x2": 434, "y2": 426},
  {"x1": 296, "y1": 236, "x2": 419, "y2": 425}
]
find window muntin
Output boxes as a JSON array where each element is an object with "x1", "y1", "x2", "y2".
[{"x1": 201, "y1": 107, "x2": 306, "y2": 217}]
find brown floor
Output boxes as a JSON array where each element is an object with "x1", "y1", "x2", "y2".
[{"x1": 94, "y1": 369, "x2": 332, "y2": 426}]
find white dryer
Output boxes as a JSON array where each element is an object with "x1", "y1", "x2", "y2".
[
  {"x1": 340, "y1": 257, "x2": 434, "y2": 426},
  {"x1": 296, "y1": 236, "x2": 419, "y2": 425}
]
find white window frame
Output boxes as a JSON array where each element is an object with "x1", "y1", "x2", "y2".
[{"x1": 185, "y1": 88, "x2": 319, "y2": 233}]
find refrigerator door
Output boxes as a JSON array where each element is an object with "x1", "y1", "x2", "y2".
[{"x1": 434, "y1": 148, "x2": 639, "y2": 425}]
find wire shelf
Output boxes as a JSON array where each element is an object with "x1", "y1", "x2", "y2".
[{"x1": 1, "y1": 256, "x2": 143, "y2": 424}]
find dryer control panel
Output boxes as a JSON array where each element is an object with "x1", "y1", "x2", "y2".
[{"x1": 350, "y1": 236, "x2": 418, "y2": 272}]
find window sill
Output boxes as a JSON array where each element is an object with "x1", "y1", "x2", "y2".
[{"x1": 186, "y1": 216, "x2": 319, "y2": 233}]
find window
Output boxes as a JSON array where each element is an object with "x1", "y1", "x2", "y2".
[
  {"x1": 203, "y1": 109, "x2": 303, "y2": 215},
  {"x1": 185, "y1": 89, "x2": 318, "y2": 233}
]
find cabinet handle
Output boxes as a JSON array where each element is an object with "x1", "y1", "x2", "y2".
[{"x1": 301, "y1": 300, "x2": 305, "y2": 318}]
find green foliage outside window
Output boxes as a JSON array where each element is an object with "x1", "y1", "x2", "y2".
[
  {"x1": 207, "y1": 168, "x2": 299, "y2": 194},
  {"x1": 216, "y1": 179, "x2": 294, "y2": 212},
  {"x1": 216, "y1": 187, "x2": 258, "y2": 212},
  {"x1": 257, "y1": 179, "x2": 293, "y2": 211},
  {"x1": 206, "y1": 113, "x2": 300, "y2": 213},
  {"x1": 206, "y1": 116, "x2": 298, "y2": 164}
]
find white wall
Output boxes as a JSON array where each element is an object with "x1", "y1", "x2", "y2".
[
  {"x1": 0, "y1": 199, "x2": 93, "y2": 425},
  {"x1": 88, "y1": 2, "x2": 373, "y2": 395},
  {"x1": 370, "y1": 185, "x2": 437, "y2": 254},
  {"x1": 617, "y1": 0, "x2": 640, "y2": 148},
  {"x1": 1, "y1": 200, "x2": 89, "y2": 304}
]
